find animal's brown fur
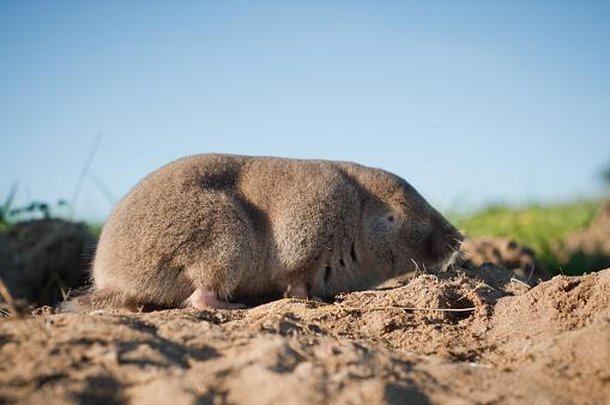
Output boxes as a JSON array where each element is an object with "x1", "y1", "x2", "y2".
[{"x1": 77, "y1": 154, "x2": 462, "y2": 310}]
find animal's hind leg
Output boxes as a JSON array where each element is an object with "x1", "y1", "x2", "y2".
[
  {"x1": 182, "y1": 194, "x2": 254, "y2": 310},
  {"x1": 184, "y1": 241, "x2": 249, "y2": 309}
]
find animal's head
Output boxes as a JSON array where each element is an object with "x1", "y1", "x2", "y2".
[{"x1": 360, "y1": 169, "x2": 463, "y2": 276}]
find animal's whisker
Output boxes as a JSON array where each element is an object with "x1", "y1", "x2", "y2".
[
  {"x1": 410, "y1": 258, "x2": 422, "y2": 274},
  {"x1": 440, "y1": 248, "x2": 460, "y2": 272}
]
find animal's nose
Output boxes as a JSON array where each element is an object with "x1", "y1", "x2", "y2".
[{"x1": 426, "y1": 225, "x2": 463, "y2": 259}]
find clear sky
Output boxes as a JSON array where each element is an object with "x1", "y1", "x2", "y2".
[{"x1": 1, "y1": 1, "x2": 609, "y2": 221}]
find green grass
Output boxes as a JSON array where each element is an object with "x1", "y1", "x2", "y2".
[
  {"x1": 86, "y1": 223, "x2": 103, "y2": 238},
  {"x1": 452, "y1": 200, "x2": 602, "y2": 275}
]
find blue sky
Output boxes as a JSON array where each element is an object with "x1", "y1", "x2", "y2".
[{"x1": 1, "y1": 1, "x2": 609, "y2": 221}]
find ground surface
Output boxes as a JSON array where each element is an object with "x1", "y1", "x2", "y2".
[{"x1": 1, "y1": 265, "x2": 608, "y2": 405}]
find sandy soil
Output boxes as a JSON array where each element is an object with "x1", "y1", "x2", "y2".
[{"x1": 1, "y1": 264, "x2": 608, "y2": 405}]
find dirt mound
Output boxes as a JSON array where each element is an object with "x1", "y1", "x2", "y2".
[
  {"x1": 555, "y1": 200, "x2": 610, "y2": 273},
  {"x1": 460, "y1": 237, "x2": 550, "y2": 282},
  {"x1": 1, "y1": 266, "x2": 608, "y2": 405},
  {"x1": 0, "y1": 220, "x2": 96, "y2": 307}
]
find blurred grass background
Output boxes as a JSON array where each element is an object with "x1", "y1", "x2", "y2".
[{"x1": 453, "y1": 200, "x2": 603, "y2": 275}]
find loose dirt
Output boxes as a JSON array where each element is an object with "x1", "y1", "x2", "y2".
[
  {"x1": 1, "y1": 265, "x2": 608, "y2": 405},
  {"x1": 460, "y1": 237, "x2": 550, "y2": 281},
  {"x1": 0, "y1": 220, "x2": 96, "y2": 307}
]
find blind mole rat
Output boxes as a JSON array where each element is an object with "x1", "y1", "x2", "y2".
[{"x1": 74, "y1": 154, "x2": 462, "y2": 310}]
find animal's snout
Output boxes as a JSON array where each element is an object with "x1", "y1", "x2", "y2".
[{"x1": 425, "y1": 223, "x2": 463, "y2": 260}]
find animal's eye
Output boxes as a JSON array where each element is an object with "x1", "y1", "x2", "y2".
[{"x1": 387, "y1": 215, "x2": 394, "y2": 222}]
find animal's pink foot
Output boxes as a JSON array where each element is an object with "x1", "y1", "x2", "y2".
[{"x1": 188, "y1": 288, "x2": 246, "y2": 310}]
